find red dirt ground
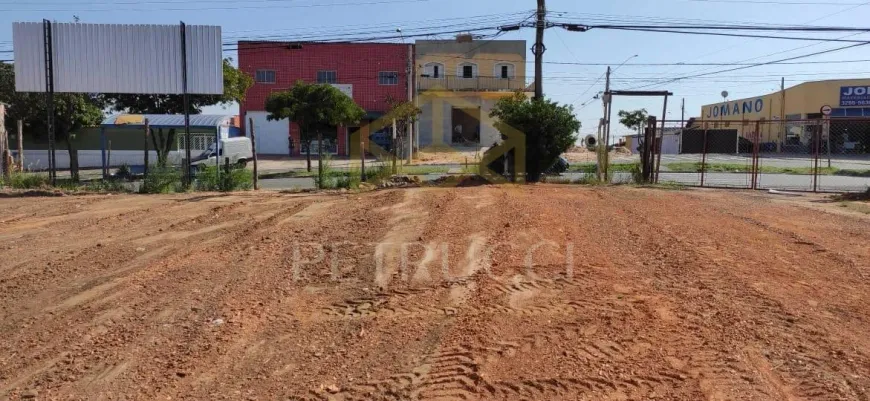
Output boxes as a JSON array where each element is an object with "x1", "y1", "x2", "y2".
[{"x1": 1, "y1": 186, "x2": 868, "y2": 400}]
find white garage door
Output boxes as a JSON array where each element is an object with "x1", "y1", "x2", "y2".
[{"x1": 246, "y1": 111, "x2": 290, "y2": 155}]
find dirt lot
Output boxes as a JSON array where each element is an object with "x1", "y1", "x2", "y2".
[{"x1": 1, "y1": 186, "x2": 869, "y2": 400}]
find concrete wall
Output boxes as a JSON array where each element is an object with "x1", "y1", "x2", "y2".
[{"x1": 13, "y1": 150, "x2": 184, "y2": 171}]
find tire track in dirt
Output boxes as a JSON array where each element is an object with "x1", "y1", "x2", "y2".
[
  {"x1": 604, "y1": 188, "x2": 870, "y2": 401},
  {"x1": 0, "y1": 195, "x2": 319, "y2": 398}
]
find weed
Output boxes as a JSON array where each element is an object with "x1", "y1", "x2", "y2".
[
  {"x1": 195, "y1": 164, "x2": 253, "y2": 192},
  {"x1": 140, "y1": 166, "x2": 183, "y2": 194},
  {"x1": 3, "y1": 172, "x2": 50, "y2": 189}
]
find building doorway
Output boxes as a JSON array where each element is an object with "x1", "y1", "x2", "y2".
[{"x1": 452, "y1": 107, "x2": 481, "y2": 145}]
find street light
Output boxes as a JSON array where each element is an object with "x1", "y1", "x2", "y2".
[
  {"x1": 613, "y1": 54, "x2": 639, "y2": 75},
  {"x1": 396, "y1": 28, "x2": 405, "y2": 43}
]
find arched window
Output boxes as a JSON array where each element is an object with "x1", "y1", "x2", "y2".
[
  {"x1": 457, "y1": 62, "x2": 478, "y2": 79},
  {"x1": 423, "y1": 62, "x2": 445, "y2": 79},
  {"x1": 494, "y1": 63, "x2": 515, "y2": 79}
]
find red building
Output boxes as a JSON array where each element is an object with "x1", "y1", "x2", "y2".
[{"x1": 238, "y1": 41, "x2": 412, "y2": 156}]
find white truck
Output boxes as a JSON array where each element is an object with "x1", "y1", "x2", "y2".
[{"x1": 190, "y1": 137, "x2": 253, "y2": 170}]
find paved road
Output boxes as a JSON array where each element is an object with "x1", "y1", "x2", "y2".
[
  {"x1": 610, "y1": 154, "x2": 870, "y2": 171},
  {"x1": 256, "y1": 172, "x2": 869, "y2": 193}
]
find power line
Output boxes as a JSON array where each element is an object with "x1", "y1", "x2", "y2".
[
  {"x1": 595, "y1": 27, "x2": 870, "y2": 43},
  {"x1": 625, "y1": 41, "x2": 870, "y2": 90},
  {"x1": 0, "y1": 0, "x2": 429, "y2": 12}
]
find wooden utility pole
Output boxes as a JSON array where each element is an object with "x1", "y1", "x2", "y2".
[
  {"x1": 17, "y1": 120, "x2": 24, "y2": 171},
  {"x1": 248, "y1": 117, "x2": 259, "y2": 190},
  {"x1": 533, "y1": 0, "x2": 546, "y2": 100}
]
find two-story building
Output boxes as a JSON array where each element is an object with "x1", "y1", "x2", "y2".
[
  {"x1": 238, "y1": 41, "x2": 412, "y2": 156},
  {"x1": 415, "y1": 38, "x2": 529, "y2": 148}
]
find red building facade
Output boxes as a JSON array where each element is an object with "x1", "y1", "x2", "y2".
[{"x1": 238, "y1": 41, "x2": 411, "y2": 156}]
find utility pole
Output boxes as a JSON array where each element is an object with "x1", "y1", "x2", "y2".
[
  {"x1": 533, "y1": 0, "x2": 546, "y2": 100},
  {"x1": 407, "y1": 43, "x2": 414, "y2": 164}
]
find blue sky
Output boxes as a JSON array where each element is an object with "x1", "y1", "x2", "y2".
[{"x1": 1, "y1": 0, "x2": 869, "y2": 139}]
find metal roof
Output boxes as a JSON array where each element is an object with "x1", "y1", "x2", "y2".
[{"x1": 102, "y1": 114, "x2": 235, "y2": 129}]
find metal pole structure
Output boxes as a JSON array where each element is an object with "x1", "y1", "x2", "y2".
[
  {"x1": 533, "y1": 0, "x2": 546, "y2": 100},
  {"x1": 655, "y1": 95, "x2": 668, "y2": 183},
  {"x1": 17, "y1": 120, "x2": 24, "y2": 171},
  {"x1": 143, "y1": 118, "x2": 150, "y2": 179},
  {"x1": 43, "y1": 19, "x2": 57, "y2": 185},
  {"x1": 249, "y1": 118, "x2": 259, "y2": 190},
  {"x1": 180, "y1": 21, "x2": 192, "y2": 188}
]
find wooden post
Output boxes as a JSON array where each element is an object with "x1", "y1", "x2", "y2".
[
  {"x1": 17, "y1": 120, "x2": 24, "y2": 171},
  {"x1": 107, "y1": 140, "x2": 112, "y2": 175},
  {"x1": 248, "y1": 117, "x2": 259, "y2": 190},
  {"x1": 144, "y1": 118, "x2": 150, "y2": 178},
  {"x1": 392, "y1": 119, "x2": 397, "y2": 174}
]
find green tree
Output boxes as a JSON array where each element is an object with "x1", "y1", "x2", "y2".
[
  {"x1": 490, "y1": 92, "x2": 580, "y2": 182},
  {"x1": 618, "y1": 109, "x2": 649, "y2": 133},
  {"x1": 264, "y1": 81, "x2": 365, "y2": 187},
  {"x1": 102, "y1": 58, "x2": 253, "y2": 166},
  {"x1": 0, "y1": 63, "x2": 103, "y2": 181},
  {"x1": 383, "y1": 96, "x2": 422, "y2": 172}
]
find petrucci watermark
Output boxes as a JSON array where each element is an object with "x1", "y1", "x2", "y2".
[{"x1": 288, "y1": 240, "x2": 575, "y2": 285}]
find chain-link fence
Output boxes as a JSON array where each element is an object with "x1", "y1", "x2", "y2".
[{"x1": 619, "y1": 118, "x2": 870, "y2": 193}]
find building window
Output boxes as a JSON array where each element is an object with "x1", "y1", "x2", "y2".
[
  {"x1": 255, "y1": 70, "x2": 276, "y2": 84},
  {"x1": 317, "y1": 70, "x2": 337, "y2": 84},
  {"x1": 495, "y1": 63, "x2": 514, "y2": 79},
  {"x1": 423, "y1": 62, "x2": 444, "y2": 78},
  {"x1": 458, "y1": 62, "x2": 477, "y2": 79},
  {"x1": 379, "y1": 71, "x2": 399, "y2": 85}
]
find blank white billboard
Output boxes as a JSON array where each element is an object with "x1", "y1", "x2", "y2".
[{"x1": 13, "y1": 22, "x2": 223, "y2": 95}]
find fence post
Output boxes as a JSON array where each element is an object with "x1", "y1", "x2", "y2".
[
  {"x1": 17, "y1": 120, "x2": 24, "y2": 171},
  {"x1": 812, "y1": 121, "x2": 821, "y2": 193},
  {"x1": 143, "y1": 118, "x2": 150, "y2": 179},
  {"x1": 752, "y1": 121, "x2": 761, "y2": 190},
  {"x1": 248, "y1": 117, "x2": 259, "y2": 190},
  {"x1": 0, "y1": 103, "x2": 8, "y2": 180},
  {"x1": 700, "y1": 125, "x2": 709, "y2": 188}
]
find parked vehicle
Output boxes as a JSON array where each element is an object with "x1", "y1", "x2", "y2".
[
  {"x1": 369, "y1": 130, "x2": 392, "y2": 152},
  {"x1": 547, "y1": 156, "x2": 570, "y2": 175},
  {"x1": 191, "y1": 137, "x2": 253, "y2": 170}
]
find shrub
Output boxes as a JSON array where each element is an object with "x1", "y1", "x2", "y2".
[
  {"x1": 140, "y1": 165, "x2": 183, "y2": 194},
  {"x1": 5, "y1": 172, "x2": 50, "y2": 189},
  {"x1": 489, "y1": 92, "x2": 581, "y2": 182},
  {"x1": 195, "y1": 164, "x2": 253, "y2": 192}
]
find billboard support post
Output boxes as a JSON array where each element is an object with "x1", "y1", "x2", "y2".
[
  {"x1": 181, "y1": 21, "x2": 192, "y2": 188},
  {"x1": 43, "y1": 19, "x2": 57, "y2": 185}
]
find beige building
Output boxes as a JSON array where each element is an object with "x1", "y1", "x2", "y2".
[
  {"x1": 415, "y1": 38, "x2": 530, "y2": 148},
  {"x1": 698, "y1": 79, "x2": 870, "y2": 149}
]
